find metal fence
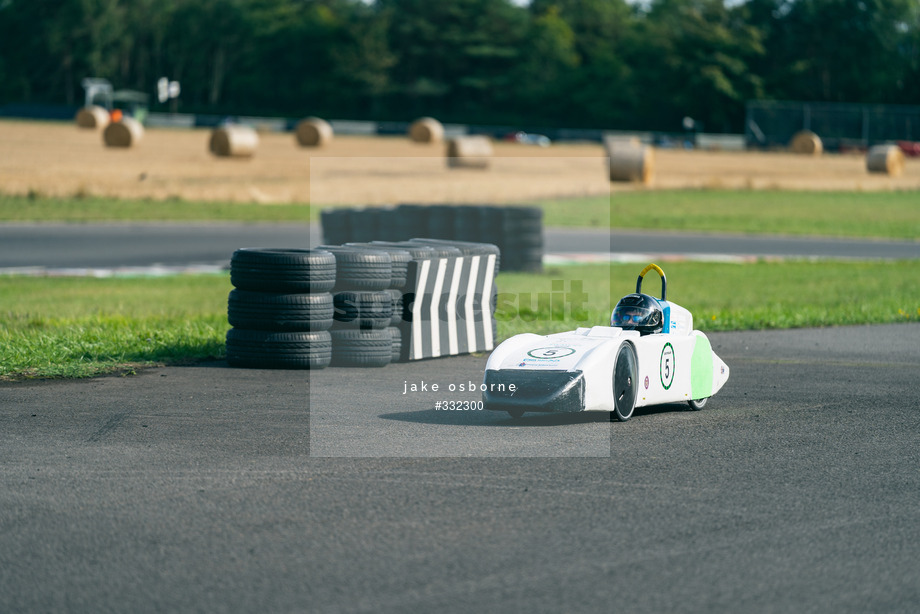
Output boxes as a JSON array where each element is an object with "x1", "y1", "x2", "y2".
[{"x1": 746, "y1": 100, "x2": 920, "y2": 151}]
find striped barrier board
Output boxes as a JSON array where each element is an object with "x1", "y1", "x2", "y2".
[{"x1": 403, "y1": 254, "x2": 496, "y2": 360}]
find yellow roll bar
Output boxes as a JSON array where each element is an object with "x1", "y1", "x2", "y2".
[{"x1": 636, "y1": 263, "x2": 666, "y2": 300}]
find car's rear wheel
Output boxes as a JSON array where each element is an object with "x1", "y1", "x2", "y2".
[
  {"x1": 612, "y1": 342, "x2": 638, "y2": 421},
  {"x1": 688, "y1": 397, "x2": 709, "y2": 411},
  {"x1": 507, "y1": 409, "x2": 525, "y2": 419}
]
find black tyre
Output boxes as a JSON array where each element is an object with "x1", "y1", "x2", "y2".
[
  {"x1": 502, "y1": 206, "x2": 543, "y2": 233},
  {"x1": 505, "y1": 220, "x2": 543, "y2": 235},
  {"x1": 408, "y1": 238, "x2": 499, "y2": 257},
  {"x1": 394, "y1": 204, "x2": 428, "y2": 241},
  {"x1": 367, "y1": 241, "x2": 438, "y2": 260},
  {"x1": 453, "y1": 206, "x2": 480, "y2": 241},
  {"x1": 348, "y1": 208, "x2": 378, "y2": 243},
  {"x1": 688, "y1": 397, "x2": 709, "y2": 411},
  {"x1": 387, "y1": 326, "x2": 404, "y2": 363},
  {"x1": 410, "y1": 238, "x2": 501, "y2": 277},
  {"x1": 330, "y1": 329, "x2": 392, "y2": 367},
  {"x1": 226, "y1": 329, "x2": 332, "y2": 369},
  {"x1": 320, "y1": 209, "x2": 351, "y2": 245},
  {"x1": 333, "y1": 290, "x2": 393, "y2": 330},
  {"x1": 477, "y1": 206, "x2": 504, "y2": 247},
  {"x1": 344, "y1": 244, "x2": 411, "y2": 288},
  {"x1": 230, "y1": 248, "x2": 335, "y2": 293},
  {"x1": 426, "y1": 205, "x2": 456, "y2": 239},
  {"x1": 318, "y1": 245, "x2": 393, "y2": 291},
  {"x1": 501, "y1": 209, "x2": 543, "y2": 252},
  {"x1": 385, "y1": 288, "x2": 405, "y2": 325},
  {"x1": 612, "y1": 342, "x2": 638, "y2": 421},
  {"x1": 403, "y1": 241, "x2": 462, "y2": 259},
  {"x1": 227, "y1": 290, "x2": 334, "y2": 331},
  {"x1": 374, "y1": 206, "x2": 398, "y2": 242}
]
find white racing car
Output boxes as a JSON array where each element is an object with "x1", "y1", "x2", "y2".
[{"x1": 482, "y1": 264, "x2": 729, "y2": 420}]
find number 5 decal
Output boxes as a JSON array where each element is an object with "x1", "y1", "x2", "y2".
[
  {"x1": 660, "y1": 343, "x2": 675, "y2": 390},
  {"x1": 527, "y1": 347, "x2": 576, "y2": 359}
]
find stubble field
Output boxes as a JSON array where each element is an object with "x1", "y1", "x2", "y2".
[{"x1": 1, "y1": 120, "x2": 918, "y2": 205}]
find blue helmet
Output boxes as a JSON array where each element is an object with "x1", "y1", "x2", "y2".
[{"x1": 611, "y1": 293, "x2": 663, "y2": 335}]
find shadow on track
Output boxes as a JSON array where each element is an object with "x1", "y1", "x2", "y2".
[{"x1": 379, "y1": 403, "x2": 692, "y2": 427}]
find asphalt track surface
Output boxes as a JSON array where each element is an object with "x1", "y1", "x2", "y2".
[
  {"x1": 2, "y1": 324, "x2": 919, "y2": 613},
  {"x1": 1, "y1": 222, "x2": 918, "y2": 271}
]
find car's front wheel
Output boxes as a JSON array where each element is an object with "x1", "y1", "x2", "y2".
[
  {"x1": 687, "y1": 397, "x2": 709, "y2": 411},
  {"x1": 612, "y1": 342, "x2": 638, "y2": 421}
]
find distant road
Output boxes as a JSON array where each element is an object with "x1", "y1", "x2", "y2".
[{"x1": 0, "y1": 223, "x2": 917, "y2": 271}]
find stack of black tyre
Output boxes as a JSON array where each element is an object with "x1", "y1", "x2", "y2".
[
  {"x1": 319, "y1": 245, "x2": 405, "y2": 368},
  {"x1": 226, "y1": 240, "x2": 501, "y2": 369},
  {"x1": 319, "y1": 209, "x2": 351, "y2": 245},
  {"x1": 225, "y1": 248, "x2": 337, "y2": 369},
  {"x1": 499, "y1": 207, "x2": 543, "y2": 272},
  {"x1": 320, "y1": 204, "x2": 540, "y2": 272}
]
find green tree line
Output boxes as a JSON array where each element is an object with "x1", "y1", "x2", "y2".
[{"x1": 1, "y1": 0, "x2": 918, "y2": 133}]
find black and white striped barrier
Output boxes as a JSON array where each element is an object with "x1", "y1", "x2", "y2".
[{"x1": 403, "y1": 252, "x2": 496, "y2": 360}]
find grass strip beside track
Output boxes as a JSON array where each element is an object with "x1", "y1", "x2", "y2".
[
  {"x1": 541, "y1": 190, "x2": 920, "y2": 240},
  {"x1": 0, "y1": 274, "x2": 229, "y2": 379},
  {"x1": 0, "y1": 193, "x2": 312, "y2": 224},
  {"x1": 498, "y1": 261, "x2": 920, "y2": 338},
  {"x1": 2, "y1": 261, "x2": 919, "y2": 381},
  {"x1": 2, "y1": 190, "x2": 918, "y2": 240}
]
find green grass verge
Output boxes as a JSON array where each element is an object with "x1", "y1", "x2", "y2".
[
  {"x1": 497, "y1": 260, "x2": 920, "y2": 337},
  {"x1": 540, "y1": 190, "x2": 920, "y2": 240},
  {"x1": 0, "y1": 193, "x2": 312, "y2": 224},
  {"x1": 0, "y1": 190, "x2": 920, "y2": 240},
  {"x1": 2, "y1": 189, "x2": 918, "y2": 240},
  {"x1": 2, "y1": 261, "x2": 919, "y2": 381},
  {"x1": 0, "y1": 274, "x2": 230, "y2": 380}
]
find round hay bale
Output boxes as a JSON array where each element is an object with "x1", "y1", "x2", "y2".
[
  {"x1": 408, "y1": 117, "x2": 444, "y2": 143},
  {"x1": 102, "y1": 117, "x2": 144, "y2": 148},
  {"x1": 608, "y1": 144, "x2": 654, "y2": 184},
  {"x1": 790, "y1": 130, "x2": 823, "y2": 155},
  {"x1": 76, "y1": 105, "x2": 110, "y2": 130},
  {"x1": 866, "y1": 145, "x2": 905, "y2": 176},
  {"x1": 209, "y1": 124, "x2": 259, "y2": 158},
  {"x1": 603, "y1": 135, "x2": 640, "y2": 152},
  {"x1": 295, "y1": 117, "x2": 333, "y2": 147},
  {"x1": 446, "y1": 135, "x2": 493, "y2": 169}
]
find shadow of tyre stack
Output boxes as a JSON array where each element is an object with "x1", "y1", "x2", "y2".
[
  {"x1": 320, "y1": 204, "x2": 542, "y2": 272},
  {"x1": 226, "y1": 248, "x2": 336, "y2": 369}
]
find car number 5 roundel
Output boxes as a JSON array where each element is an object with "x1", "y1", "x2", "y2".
[
  {"x1": 660, "y1": 343, "x2": 675, "y2": 389},
  {"x1": 527, "y1": 347, "x2": 576, "y2": 359}
]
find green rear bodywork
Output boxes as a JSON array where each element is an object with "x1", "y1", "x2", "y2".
[{"x1": 690, "y1": 334, "x2": 714, "y2": 400}]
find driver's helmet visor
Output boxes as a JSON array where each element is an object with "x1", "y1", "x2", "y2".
[{"x1": 611, "y1": 305, "x2": 655, "y2": 328}]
